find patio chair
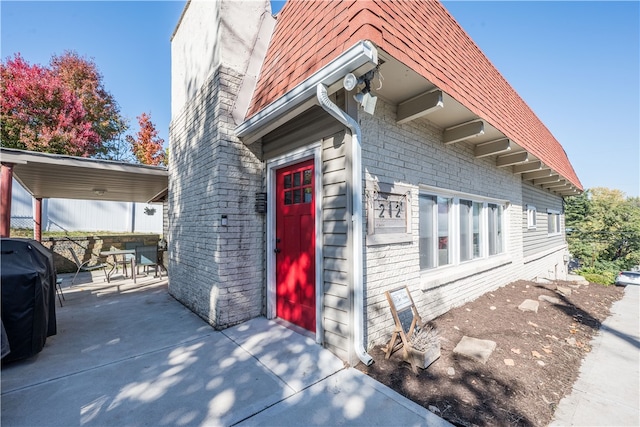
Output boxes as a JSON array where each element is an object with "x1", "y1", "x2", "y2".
[
  {"x1": 135, "y1": 245, "x2": 162, "y2": 277},
  {"x1": 55, "y1": 277, "x2": 65, "y2": 306},
  {"x1": 113, "y1": 242, "x2": 142, "y2": 278},
  {"x1": 70, "y1": 248, "x2": 107, "y2": 285}
]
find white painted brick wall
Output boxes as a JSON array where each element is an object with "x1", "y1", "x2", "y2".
[
  {"x1": 168, "y1": 66, "x2": 265, "y2": 328},
  {"x1": 358, "y1": 99, "x2": 534, "y2": 348}
]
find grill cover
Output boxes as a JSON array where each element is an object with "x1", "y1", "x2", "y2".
[{"x1": 1, "y1": 238, "x2": 57, "y2": 363}]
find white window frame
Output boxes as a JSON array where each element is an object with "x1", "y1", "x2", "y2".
[
  {"x1": 419, "y1": 186, "x2": 507, "y2": 272},
  {"x1": 526, "y1": 204, "x2": 537, "y2": 229},
  {"x1": 547, "y1": 209, "x2": 561, "y2": 236}
]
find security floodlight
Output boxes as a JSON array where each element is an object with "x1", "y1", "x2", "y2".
[{"x1": 343, "y1": 73, "x2": 358, "y2": 91}]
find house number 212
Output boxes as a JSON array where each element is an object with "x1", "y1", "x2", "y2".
[{"x1": 378, "y1": 201, "x2": 403, "y2": 218}]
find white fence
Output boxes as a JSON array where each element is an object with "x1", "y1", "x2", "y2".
[{"x1": 10, "y1": 179, "x2": 163, "y2": 234}]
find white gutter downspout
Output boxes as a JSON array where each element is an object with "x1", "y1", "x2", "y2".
[{"x1": 317, "y1": 84, "x2": 373, "y2": 366}]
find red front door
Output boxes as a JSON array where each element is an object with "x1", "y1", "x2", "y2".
[{"x1": 275, "y1": 159, "x2": 316, "y2": 332}]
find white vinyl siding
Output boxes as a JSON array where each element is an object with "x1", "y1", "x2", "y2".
[{"x1": 522, "y1": 184, "x2": 565, "y2": 257}]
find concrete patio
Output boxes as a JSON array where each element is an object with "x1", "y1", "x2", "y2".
[{"x1": 1, "y1": 271, "x2": 450, "y2": 426}]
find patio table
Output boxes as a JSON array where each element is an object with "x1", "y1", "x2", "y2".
[{"x1": 100, "y1": 249, "x2": 136, "y2": 284}]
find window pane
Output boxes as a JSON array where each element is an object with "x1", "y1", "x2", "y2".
[
  {"x1": 293, "y1": 172, "x2": 301, "y2": 187},
  {"x1": 548, "y1": 213, "x2": 560, "y2": 234},
  {"x1": 303, "y1": 169, "x2": 312, "y2": 185},
  {"x1": 496, "y1": 205, "x2": 503, "y2": 253},
  {"x1": 293, "y1": 189, "x2": 301, "y2": 204},
  {"x1": 284, "y1": 174, "x2": 292, "y2": 189},
  {"x1": 460, "y1": 200, "x2": 472, "y2": 262},
  {"x1": 284, "y1": 190, "x2": 292, "y2": 205},
  {"x1": 437, "y1": 196, "x2": 451, "y2": 266},
  {"x1": 488, "y1": 204, "x2": 496, "y2": 255},
  {"x1": 488, "y1": 203, "x2": 503, "y2": 255},
  {"x1": 473, "y1": 202, "x2": 482, "y2": 258},
  {"x1": 419, "y1": 195, "x2": 435, "y2": 269},
  {"x1": 304, "y1": 187, "x2": 312, "y2": 203},
  {"x1": 527, "y1": 206, "x2": 537, "y2": 229}
]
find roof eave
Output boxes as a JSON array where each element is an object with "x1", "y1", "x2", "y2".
[{"x1": 236, "y1": 40, "x2": 379, "y2": 144}]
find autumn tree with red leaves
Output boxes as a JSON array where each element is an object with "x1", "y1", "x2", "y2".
[
  {"x1": 1, "y1": 52, "x2": 125, "y2": 157},
  {"x1": 126, "y1": 113, "x2": 166, "y2": 166}
]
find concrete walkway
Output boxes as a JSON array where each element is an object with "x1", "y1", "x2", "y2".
[
  {"x1": 551, "y1": 283, "x2": 640, "y2": 426},
  {"x1": 1, "y1": 272, "x2": 450, "y2": 426}
]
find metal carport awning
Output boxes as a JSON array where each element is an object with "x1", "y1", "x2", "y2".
[{"x1": 0, "y1": 147, "x2": 168, "y2": 238}]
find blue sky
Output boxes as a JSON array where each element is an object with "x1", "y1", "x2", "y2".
[{"x1": 2, "y1": 1, "x2": 638, "y2": 198}]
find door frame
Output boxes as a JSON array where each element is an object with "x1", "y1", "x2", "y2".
[{"x1": 266, "y1": 143, "x2": 323, "y2": 343}]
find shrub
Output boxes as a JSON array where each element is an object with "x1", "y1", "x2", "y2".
[
  {"x1": 581, "y1": 273, "x2": 614, "y2": 285},
  {"x1": 577, "y1": 266, "x2": 617, "y2": 285}
]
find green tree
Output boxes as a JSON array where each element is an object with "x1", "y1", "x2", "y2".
[{"x1": 566, "y1": 187, "x2": 640, "y2": 273}]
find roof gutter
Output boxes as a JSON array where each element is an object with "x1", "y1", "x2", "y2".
[
  {"x1": 317, "y1": 82, "x2": 373, "y2": 367},
  {"x1": 236, "y1": 40, "x2": 378, "y2": 144}
]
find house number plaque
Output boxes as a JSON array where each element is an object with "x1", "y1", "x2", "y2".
[{"x1": 366, "y1": 181, "x2": 412, "y2": 246}]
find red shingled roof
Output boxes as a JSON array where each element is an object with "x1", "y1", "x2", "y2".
[{"x1": 248, "y1": 0, "x2": 582, "y2": 190}]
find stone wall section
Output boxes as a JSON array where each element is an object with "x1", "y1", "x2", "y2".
[
  {"x1": 40, "y1": 234, "x2": 159, "y2": 273},
  {"x1": 168, "y1": 65, "x2": 264, "y2": 328}
]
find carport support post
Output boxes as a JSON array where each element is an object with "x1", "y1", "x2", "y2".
[
  {"x1": 0, "y1": 163, "x2": 14, "y2": 237},
  {"x1": 34, "y1": 197, "x2": 42, "y2": 241}
]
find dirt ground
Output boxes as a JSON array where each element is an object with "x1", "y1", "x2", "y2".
[{"x1": 356, "y1": 279, "x2": 624, "y2": 427}]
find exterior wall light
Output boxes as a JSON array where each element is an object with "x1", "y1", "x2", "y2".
[
  {"x1": 343, "y1": 70, "x2": 378, "y2": 115},
  {"x1": 343, "y1": 73, "x2": 359, "y2": 91},
  {"x1": 255, "y1": 192, "x2": 267, "y2": 214}
]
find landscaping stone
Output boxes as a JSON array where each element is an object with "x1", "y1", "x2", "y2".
[
  {"x1": 567, "y1": 274, "x2": 590, "y2": 286},
  {"x1": 539, "y1": 295, "x2": 562, "y2": 304},
  {"x1": 447, "y1": 367, "x2": 455, "y2": 376},
  {"x1": 453, "y1": 336, "x2": 496, "y2": 364},
  {"x1": 504, "y1": 359, "x2": 515, "y2": 366},
  {"x1": 518, "y1": 299, "x2": 539, "y2": 313},
  {"x1": 556, "y1": 286, "x2": 572, "y2": 296}
]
